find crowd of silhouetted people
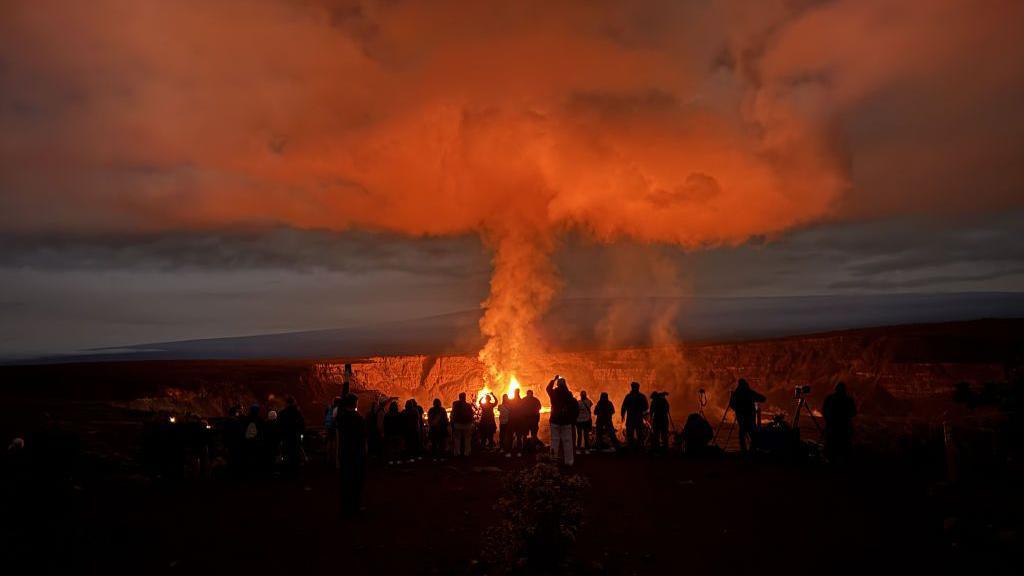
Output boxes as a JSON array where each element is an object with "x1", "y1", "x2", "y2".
[{"x1": 3, "y1": 378, "x2": 859, "y2": 520}]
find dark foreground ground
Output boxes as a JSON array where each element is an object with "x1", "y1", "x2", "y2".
[{"x1": 4, "y1": 449, "x2": 973, "y2": 576}]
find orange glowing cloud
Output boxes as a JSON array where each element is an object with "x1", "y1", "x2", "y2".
[{"x1": 1, "y1": 0, "x2": 1022, "y2": 378}]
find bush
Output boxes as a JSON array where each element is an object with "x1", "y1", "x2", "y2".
[{"x1": 484, "y1": 462, "x2": 588, "y2": 572}]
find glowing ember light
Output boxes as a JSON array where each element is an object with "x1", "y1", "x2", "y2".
[
  {"x1": 477, "y1": 374, "x2": 521, "y2": 405},
  {"x1": 168, "y1": 416, "x2": 176, "y2": 424}
]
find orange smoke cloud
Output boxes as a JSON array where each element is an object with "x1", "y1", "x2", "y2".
[{"x1": 2, "y1": 0, "x2": 1022, "y2": 377}]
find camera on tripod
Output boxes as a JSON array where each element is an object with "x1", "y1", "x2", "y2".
[{"x1": 793, "y1": 385, "x2": 811, "y2": 398}]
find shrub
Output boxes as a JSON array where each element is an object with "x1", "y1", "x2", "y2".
[{"x1": 484, "y1": 462, "x2": 588, "y2": 572}]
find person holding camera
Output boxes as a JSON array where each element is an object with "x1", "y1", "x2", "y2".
[
  {"x1": 546, "y1": 376, "x2": 578, "y2": 466},
  {"x1": 729, "y1": 379, "x2": 765, "y2": 453}
]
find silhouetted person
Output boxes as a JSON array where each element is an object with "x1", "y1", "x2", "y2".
[
  {"x1": 650, "y1": 392, "x2": 670, "y2": 452},
  {"x1": 277, "y1": 397, "x2": 305, "y2": 475},
  {"x1": 497, "y1": 393, "x2": 512, "y2": 455},
  {"x1": 729, "y1": 379, "x2": 765, "y2": 453},
  {"x1": 575, "y1": 390, "x2": 593, "y2": 452},
  {"x1": 478, "y1": 393, "x2": 498, "y2": 449},
  {"x1": 336, "y1": 395, "x2": 366, "y2": 515},
  {"x1": 621, "y1": 382, "x2": 649, "y2": 450},
  {"x1": 224, "y1": 405, "x2": 244, "y2": 479},
  {"x1": 546, "y1": 377, "x2": 577, "y2": 466},
  {"x1": 264, "y1": 410, "x2": 281, "y2": 475},
  {"x1": 823, "y1": 382, "x2": 857, "y2": 464},
  {"x1": 451, "y1": 393, "x2": 475, "y2": 457},
  {"x1": 509, "y1": 389, "x2": 527, "y2": 455},
  {"x1": 325, "y1": 396, "x2": 341, "y2": 468},
  {"x1": 366, "y1": 400, "x2": 382, "y2": 459},
  {"x1": 594, "y1": 392, "x2": 619, "y2": 450},
  {"x1": 523, "y1": 390, "x2": 542, "y2": 443},
  {"x1": 402, "y1": 399, "x2": 423, "y2": 460},
  {"x1": 681, "y1": 413, "x2": 714, "y2": 456},
  {"x1": 241, "y1": 404, "x2": 265, "y2": 479},
  {"x1": 383, "y1": 402, "x2": 403, "y2": 465},
  {"x1": 427, "y1": 398, "x2": 449, "y2": 460}
]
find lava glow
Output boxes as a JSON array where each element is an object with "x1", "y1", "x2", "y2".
[{"x1": 477, "y1": 374, "x2": 521, "y2": 405}]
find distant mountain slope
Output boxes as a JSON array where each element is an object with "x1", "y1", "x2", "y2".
[{"x1": 12, "y1": 292, "x2": 1024, "y2": 364}]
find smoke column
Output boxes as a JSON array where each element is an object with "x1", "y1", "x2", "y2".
[{"x1": 2, "y1": 0, "x2": 1022, "y2": 382}]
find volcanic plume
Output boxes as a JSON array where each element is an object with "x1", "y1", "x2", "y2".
[{"x1": 2, "y1": 1, "x2": 1023, "y2": 384}]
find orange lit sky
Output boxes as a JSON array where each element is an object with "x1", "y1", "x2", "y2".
[{"x1": 0, "y1": 0, "x2": 1022, "y2": 358}]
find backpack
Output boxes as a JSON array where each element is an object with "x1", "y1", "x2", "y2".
[
  {"x1": 559, "y1": 395, "x2": 579, "y2": 424},
  {"x1": 244, "y1": 422, "x2": 259, "y2": 440}
]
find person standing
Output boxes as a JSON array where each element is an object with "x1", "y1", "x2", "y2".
[
  {"x1": 620, "y1": 382, "x2": 649, "y2": 450},
  {"x1": 593, "y1": 392, "x2": 619, "y2": 450},
  {"x1": 382, "y1": 402, "x2": 403, "y2": 465},
  {"x1": 478, "y1": 392, "x2": 498, "y2": 450},
  {"x1": 497, "y1": 394, "x2": 513, "y2": 456},
  {"x1": 649, "y1": 392, "x2": 670, "y2": 452},
  {"x1": 451, "y1": 393, "x2": 475, "y2": 457},
  {"x1": 427, "y1": 398, "x2": 449, "y2": 461},
  {"x1": 823, "y1": 382, "x2": 857, "y2": 464},
  {"x1": 546, "y1": 377, "x2": 577, "y2": 466},
  {"x1": 575, "y1": 390, "x2": 593, "y2": 453},
  {"x1": 523, "y1": 390, "x2": 542, "y2": 444},
  {"x1": 729, "y1": 379, "x2": 766, "y2": 454},
  {"x1": 509, "y1": 389, "x2": 527, "y2": 456},
  {"x1": 336, "y1": 395, "x2": 366, "y2": 515},
  {"x1": 277, "y1": 397, "x2": 305, "y2": 475}
]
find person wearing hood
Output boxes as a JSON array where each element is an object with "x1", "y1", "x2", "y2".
[{"x1": 546, "y1": 377, "x2": 578, "y2": 466}]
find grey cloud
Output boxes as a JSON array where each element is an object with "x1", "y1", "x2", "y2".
[{"x1": 0, "y1": 228, "x2": 490, "y2": 277}]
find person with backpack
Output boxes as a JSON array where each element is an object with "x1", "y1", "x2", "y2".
[
  {"x1": 546, "y1": 376, "x2": 578, "y2": 466},
  {"x1": 575, "y1": 390, "x2": 594, "y2": 453},
  {"x1": 427, "y1": 398, "x2": 449, "y2": 461},
  {"x1": 451, "y1": 393, "x2": 475, "y2": 457}
]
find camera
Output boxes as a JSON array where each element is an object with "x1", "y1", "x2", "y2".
[{"x1": 793, "y1": 385, "x2": 811, "y2": 397}]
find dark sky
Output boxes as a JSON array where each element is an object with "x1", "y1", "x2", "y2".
[{"x1": 1, "y1": 1, "x2": 1022, "y2": 358}]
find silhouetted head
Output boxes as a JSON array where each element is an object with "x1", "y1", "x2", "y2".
[
  {"x1": 835, "y1": 382, "x2": 847, "y2": 395},
  {"x1": 249, "y1": 404, "x2": 260, "y2": 417},
  {"x1": 514, "y1": 389, "x2": 522, "y2": 399},
  {"x1": 526, "y1": 390, "x2": 534, "y2": 397},
  {"x1": 502, "y1": 393, "x2": 509, "y2": 403},
  {"x1": 557, "y1": 377, "x2": 568, "y2": 390},
  {"x1": 630, "y1": 382, "x2": 640, "y2": 392},
  {"x1": 737, "y1": 379, "x2": 750, "y2": 391},
  {"x1": 580, "y1": 390, "x2": 588, "y2": 400},
  {"x1": 458, "y1": 392, "x2": 467, "y2": 402},
  {"x1": 600, "y1": 392, "x2": 609, "y2": 401},
  {"x1": 405, "y1": 399, "x2": 414, "y2": 410},
  {"x1": 343, "y1": 395, "x2": 357, "y2": 410},
  {"x1": 285, "y1": 396, "x2": 295, "y2": 406},
  {"x1": 388, "y1": 402, "x2": 399, "y2": 414},
  {"x1": 433, "y1": 398, "x2": 442, "y2": 408}
]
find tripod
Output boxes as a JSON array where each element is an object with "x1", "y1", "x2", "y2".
[
  {"x1": 712, "y1": 393, "x2": 734, "y2": 448},
  {"x1": 792, "y1": 390, "x2": 824, "y2": 439}
]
